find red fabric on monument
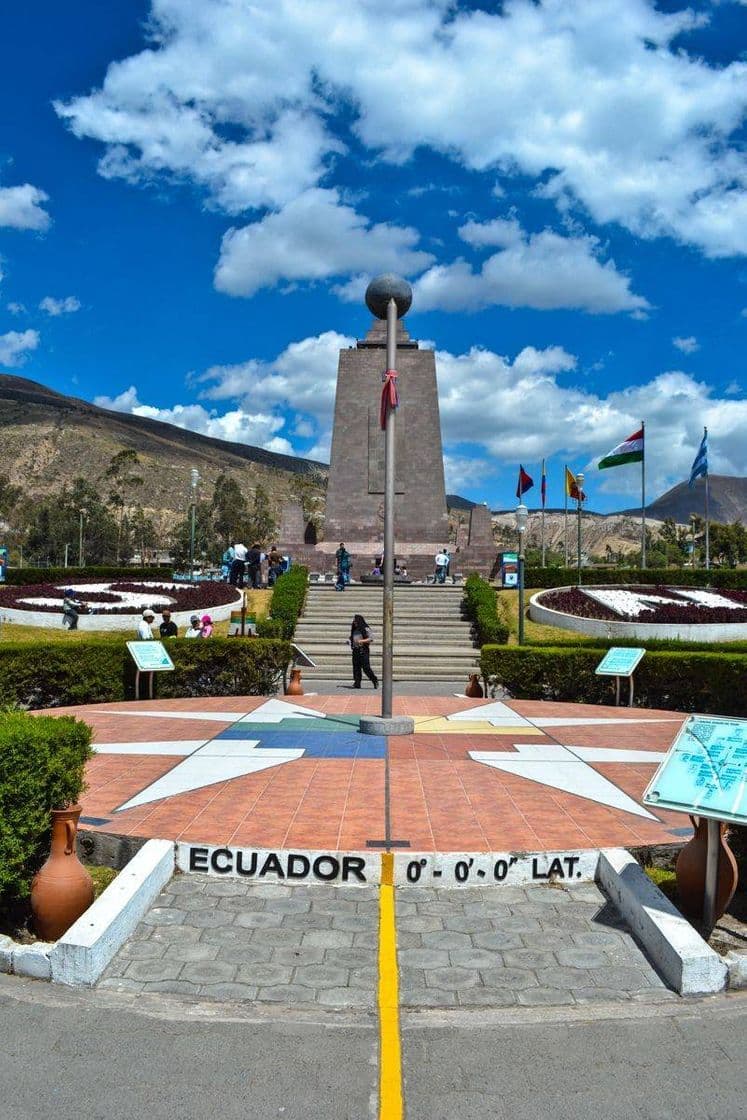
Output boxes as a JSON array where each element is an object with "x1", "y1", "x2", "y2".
[{"x1": 379, "y1": 368, "x2": 399, "y2": 430}]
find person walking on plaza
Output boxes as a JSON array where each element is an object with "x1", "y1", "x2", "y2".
[
  {"x1": 159, "y1": 609, "x2": 178, "y2": 638},
  {"x1": 349, "y1": 613, "x2": 378, "y2": 689},
  {"x1": 137, "y1": 609, "x2": 155, "y2": 639},
  {"x1": 246, "y1": 542, "x2": 264, "y2": 589},
  {"x1": 434, "y1": 548, "x2": 449, "y2": 584},
  {"x1": 229, "y1": 541, "x2": 247, "y2": 587}
]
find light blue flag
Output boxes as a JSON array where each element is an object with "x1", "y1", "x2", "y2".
[{"x1": 689, "y1": 429, "x2": 708, "y2": 488}]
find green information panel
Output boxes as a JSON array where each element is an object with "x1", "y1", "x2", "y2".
[
  {"x1": 127, "y1": 641, "x2": 175, "y2": 672},
  {"x1": 595, "y1": 647, "x2": 646, "y2": 677},
  {"x1": 643, "y1": 715, "x2": 747, "y2": 825}
]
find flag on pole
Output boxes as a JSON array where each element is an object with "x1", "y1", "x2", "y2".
[
  {"x1": 516, "y1": 465, "x2": 534, "y2": 498},
  {"x1": 540, "y1": 459, "x2": 547, "y2": 507},
  {"x1": 598, "y1": 428, "x2": 644, "y2": 469},
  {"x1": 565, "y1": 466, "x2": 585, "y2": 502},
  {"x1": 689, "y1": 430, "x2": 708, "y2": 487}
]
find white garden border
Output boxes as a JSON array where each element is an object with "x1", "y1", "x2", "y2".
[
  {"x1": 529, "y1": 586, "x2": 747, "y2": 642},
  {"x1": 0, "y1": 585, "x2": 242, "y2": 631}
]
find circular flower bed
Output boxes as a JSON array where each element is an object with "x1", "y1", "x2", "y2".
[
  {"x1": 0, "y1": 580, "x2": 242, "y2": 631},
  {"x1": 530, "y1": 584, "x2": 747, "y2": 641}
]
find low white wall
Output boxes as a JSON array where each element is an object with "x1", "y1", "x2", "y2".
[
  {"x1": 529, "y1": 588, "x2": 747, "y2": 642},
  {"x1": 0, "y1": 591, "x2": 242, "y2": 632}
]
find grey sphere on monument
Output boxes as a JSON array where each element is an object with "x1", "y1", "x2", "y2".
[{"x1": 365, "y1": 274, "x2": 412, "y2": 320}]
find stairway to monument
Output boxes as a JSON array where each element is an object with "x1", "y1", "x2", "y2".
[{"x1": 293, "y1": 583, "x2": 480, "y2": 682}]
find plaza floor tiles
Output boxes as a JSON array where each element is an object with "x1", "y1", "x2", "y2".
[{"x1": 52, "y1": 695, "x2": 689, "y2": 852}]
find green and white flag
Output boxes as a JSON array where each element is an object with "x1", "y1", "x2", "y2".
[{"x1": 598, "y1": 427, "x2": 644, "y2": 470}]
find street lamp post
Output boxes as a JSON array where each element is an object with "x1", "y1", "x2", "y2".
[
  {"x1": 515, "y1": 503, "x2": 528, "y2": 645},
  {"x1": 189, "y1": 469, "x2": 200, "y2": 582},
  {"x1": 79, "y1": 510, "x2": 85, "y2": 568},
  {"x1": 576, "y1": 472, "x2": 585, "y2": 586},
  {"x1": 358, "y1": 275, "x2": 415, "y2": 738}
]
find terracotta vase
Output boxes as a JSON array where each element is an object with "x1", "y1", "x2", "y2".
[
  {"x1": 675, "y1": 816, "x2": 738, "y2": 923},
  {"x1": 285, "y1": 668, "x2": 304, "y2": 696},
  {"x1": 31, "y1": 805, "x2": 94, "y2": 940},
  {"x1": 465, "y1": 673, "x2": 484, "y2": 698}
]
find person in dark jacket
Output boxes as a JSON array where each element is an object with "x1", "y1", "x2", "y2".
[
  {"x1": 246, "y1": 543, "x2": 264, "y2": 589},
  {"x1": 349, "y1": 614, "x2": 378, "y2": 689},
  {"x1": 159, "y1": 610, "x2": 178, "y2": 638}
]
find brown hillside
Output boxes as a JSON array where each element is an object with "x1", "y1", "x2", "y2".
[{"x1": 0, "y1": 374, "x2": 327, "y2": 530}]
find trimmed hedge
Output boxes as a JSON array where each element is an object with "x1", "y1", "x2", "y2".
[
  {"x1": 0, "y1": 711, "x2": 93, "y2": 900},
  {"x1": 464, "y1": 573, "x2": 510, "y2": 645},
  {"x1": 527, "y1": 635, "x2": 747, "y2": 653},
  {"x1": 525, "y1": 566, "x2": 747, "y2": 589},
  {"x1": 3, "y1": 565, "x2": 170, "y2": 586},
  {"x1": 0, "y1": 637, "x2": 293, "y2": 709},
  {"x1": 480, "y1": 645, "x2": 747, "y2": 716},
  {"x1": 257, "y1": 565, "x2": 308, "y2": 640}
]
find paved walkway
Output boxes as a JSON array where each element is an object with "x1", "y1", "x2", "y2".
[
  {"x1": 99, "y1": 877, "x2": 673, "y2": 1010},
  {"x1": 50, "y1": 694, "x2": 688, "y2": 851}
]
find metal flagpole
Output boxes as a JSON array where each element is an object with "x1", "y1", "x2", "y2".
[
  {"x1": 540, "y1": 458, "x2": 546, "y2": 568},
  {"x1": 640, "y1": 419, "x2": 646, "y2": 570},
  {"x1": 704, "y1": 427, "x2": 710, "y2": 572},
  {"x1": 576, "y1": 473, "x2": 584, "y2": 586},
  {"x1": 564, "y1": 467, "x2": 569, "y2": 567},
  {"x1": 382, "y1": 297, "x2": 397, "y2": 719}
]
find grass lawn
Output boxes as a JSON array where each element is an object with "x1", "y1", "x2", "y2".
[
  {"x1": 0, "y1": 588, "x2": 273, "y2": 643},
  {"x1": 497, "y1": 587, "x2": 581, "y2": 645}
]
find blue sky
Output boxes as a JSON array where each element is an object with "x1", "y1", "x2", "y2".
[{"x1": 1, "y1": 0, "x2": 746, "y2": 512}]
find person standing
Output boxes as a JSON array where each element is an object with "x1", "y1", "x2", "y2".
[
  {"x1": 267, "y1": 545, "x2": 283, "y2": 586},
  {"x1": 335, "y1": 542, "x2": 352, "y2": 589},
  {"x1": 230, "y1": 542, "x2": 247, "y2": 587},
  {"x1": 159, "y1": 610, "x2": 178, "y2": 638},
  {"x1": 434, "y1": 548, "x2": 449, "y2": 584},
  {"x1": 349, "y1": 614, "x2": 378, "y2": 689},
  {"x1": 221, "y1": 544, "x2": 235, "y2": 582},
  {"x1": 200, "y1": 613, "x2": 214, "y2": 638},
  {"x1": 185, "y1": 614, "x2": 202, "y2": 638},
  {"x1": 245, "y1": 542, "x2": 264, "y2": 589},
  {"x1": 137, "y1": 609, "x2": 155, "y2": 639}
]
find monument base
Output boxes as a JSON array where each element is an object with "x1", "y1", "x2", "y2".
[
  {"x1": 359, "y1": 715, "x2": 415, "y2": 736},
  {"x1": 277, "y1": 542, "x2": 498, "y2": 582}
]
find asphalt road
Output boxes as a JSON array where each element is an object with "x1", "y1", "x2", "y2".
[{"x1": 1, "y1": 975, "x2": 745, "y2": 1120}]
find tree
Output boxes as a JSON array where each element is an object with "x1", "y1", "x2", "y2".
[
  {"x1": 129, "y1": 509, "x2": 158, "y2": 566},
  {"x1": 170, "y1": 501, "x2": 220, "y2": 568},
  {"x1": 21, "y1": 479, "x2": 119, "y2": 566},
  {"x1": 103, "y1": 450, "x2": 144, "y2": 562},
  {"x1": 246, "y1": 484, "x2": 277, "y2": 545},
  {"x1": 211, "y1": 473, "x2": 248, "y2": 547}
]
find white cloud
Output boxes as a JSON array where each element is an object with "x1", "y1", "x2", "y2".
[
  {"x1": 94, "y1": 385, "x2": 294, "y2": 453},
  {"x1": 0, "y1": 184, "x2": 50, "y2": 231},
  {"x1": 414, "y1": 225, "x2": 649, "y2": 314},
  {"x1": 434, "y1": 344, "x2": 747, "y2": 498},
  {"x1": 673, "y1": 335, "x2": 699, "y2": 354},
  {"x1": 54, "y1": 0, "x2": 747, "y2": 269},
  {"x1": 0, "y1": 329, "x2": 39, "y2": 366},
  {"x1": 6, "y1": 302, "x2": 26, "y2": 315},
  {"x1": 39, "y1": 295, "x2": 81, "y2": 316},
  {"x1": 214, "y1": 189, "x2": 433, "y2": 297}
]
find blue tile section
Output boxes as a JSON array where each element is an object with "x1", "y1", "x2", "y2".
[{"x1": 214, "y1": 726, "x2": 386, "y2": 759}]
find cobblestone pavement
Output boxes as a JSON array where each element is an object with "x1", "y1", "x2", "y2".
[
  {"x1": 396, "y1": 882, "x2": 674, "y2": 1009},
  {"x1": 99, "y1": 876, "x2": 380, "y2": 1009},
  {"x1": 99, "y1": 876, "x2": 673, "y2": 1009}
]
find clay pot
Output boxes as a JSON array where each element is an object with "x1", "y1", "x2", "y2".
[
  {"x1": 465, "y1": 673, "x2": 484, "y2": 698},
  {"x1": 675, "y1": 816, "x2": 738, "y2": 923},
  {"x1": 31, "y1": 805, "x2": 94, "y2": 940},
  {"x1": 285, "y1": 668, "x2": 304, "y2": 696}
]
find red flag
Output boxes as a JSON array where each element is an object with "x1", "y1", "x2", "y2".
[
  {"x1": 379, "y1": 368, "x2": 399, "y2": 430},
  {"x1": 516, "y1": 465, "x2": 534, "y2": 498}
]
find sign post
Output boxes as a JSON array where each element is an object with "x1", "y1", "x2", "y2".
[
  {"x1": 644, "y1": 714, "x2": 746, "y2": 933},
  {"x1": 127, "y1": 641, "x2": 175, "y2": 700},
  {"x1": 594, "y1": 647, "x2": 646, "y2": 706}
]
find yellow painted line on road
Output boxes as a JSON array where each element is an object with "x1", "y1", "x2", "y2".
[{"x1": 378, "y1": 852, "x2": 403, "y2": 1119}]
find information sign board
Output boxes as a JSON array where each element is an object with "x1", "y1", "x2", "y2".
[
  {"x1": 291, "y1": 643, "x2": 316, "y2": 669},
  {"x1": 595, "y1": 647, "x2": 646, "y2": 677},
  {"x1": 126, "y1": 641, "x2": 175, "y2": 672},
  {"x1": 643, "y1": 715, "x2": 747, "y2": 825}
]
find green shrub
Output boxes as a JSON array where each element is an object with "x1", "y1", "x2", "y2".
[
  {"x1": 525, "y1": 566, "x2": 747, "y2": 590},
  {"x1": 3, "y1": 565, "x2": 171, "y2": 586},
  {"x1": 527, "y1": 635, "x2": 747, "y2": 653},
  {"x1": 0, "y1": 712, "x2": 93, "y2": 901},
  {"x1": 463, "y1": 573, "x2": 510, "y2": 645},
  {"x1": 0, "y1": 638, "x2": 293, "y2": 708},
  {"x1": 257, "y1": 566, "x2": 308, "y2": 640},
  {"x1": 480, "y1": 645, "x2": 747, "y2": 716}
]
